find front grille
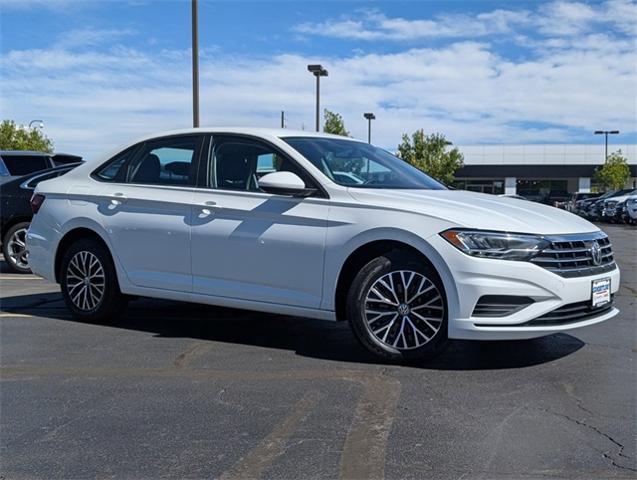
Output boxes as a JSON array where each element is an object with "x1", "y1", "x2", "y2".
[
  {"x1": 525, "y1": 296, "x2": 614, "y2": 326},
  {"x1": 472, "y1": 295, "x2": 534, "y2": 317},
  {"x1": 475, "y1": 296, "x2": 614, "y2": 327},
  {"x1": 530, "y1": 232, "x2": 616, "y2": 278}
]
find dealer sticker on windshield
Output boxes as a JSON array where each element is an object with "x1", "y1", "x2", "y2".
[{"x1": 591, "y1": 277, "x2": 611, "y2": 308}]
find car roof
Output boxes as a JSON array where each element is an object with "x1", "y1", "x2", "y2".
[{"x1": 124, "y1": 127, "x2": 362, "y2": 144}]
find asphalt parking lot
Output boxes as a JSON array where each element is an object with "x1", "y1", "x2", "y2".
[{"x1": 1, "y1": 224, "x2": 635, "y2": 480}]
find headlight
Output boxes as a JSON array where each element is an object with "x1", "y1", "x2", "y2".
[{"x1": 440, "y1": 229, "x2": 549, "y2": 261}]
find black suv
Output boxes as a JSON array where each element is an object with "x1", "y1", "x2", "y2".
[
  {"x1": 1, "y1": 163, "x2": 80, "y2": 273},
  {"x1": 0, "y1": 151, "x2": 81, "y2": 183}
]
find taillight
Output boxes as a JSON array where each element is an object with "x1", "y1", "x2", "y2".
[{"x1": 30, "y1": 193, "x2": 45, "y2": 214}]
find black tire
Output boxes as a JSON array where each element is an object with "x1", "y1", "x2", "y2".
[
  {"x1": 60, "y1": 238, "x2": 127, "y2": 322},
  {"x1": 346, "y1": 251, "x2": 449, "y2": 363},
  {"x1": 2, "y1": 222, "x2": 31, "y2": 274}
]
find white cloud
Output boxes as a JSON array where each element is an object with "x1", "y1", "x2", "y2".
[
  {"x1": 294, "y1": 1, "x2": 636, "y2": 41},
  {"x1": 54, "y1": 28, "x2": 136, "y2": 49},
  {"x1": 294, "y1": 8, "x2": 532, "y2": 40}
]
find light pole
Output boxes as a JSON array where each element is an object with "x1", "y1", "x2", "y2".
[
  {"x1": 307, "y1": 64, "x2": 328, "y2": 132},
  {"x1": 363, "y1": 113, "x2": 375, "y2": 143},
  {"x1": 29, "y1": 120, "x2": 44, "y2": 129},
  {"x1": 191, "y1": 0, "x2": 200, "y2": 128},
  {"x1": 594, "y1": 130, "x2": 619, "y2": 161}
]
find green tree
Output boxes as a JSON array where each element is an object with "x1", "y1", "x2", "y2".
[
  {"x1": 397, "y1": 130, "x2": 464, "y2": 185},
  {"x1": 593, "y1": 150, "x2": 631, "y2": 190},
  {"x1": 0, "y1": 120, "x2": 53, "y2": 152},
  {"x1": 323, "y1": 109, "x2": 350, "y2": 137}
]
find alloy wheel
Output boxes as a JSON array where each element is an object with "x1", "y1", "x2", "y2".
[
  {"x1": 66, "y1": 251, "x2": 106, "y2": 311},
  {"x1": 7, "y1": 227, "x2": 29, "y2": 270},
  {"x1": 364, "y1": 270, "x2": 444, "y2": 350}
]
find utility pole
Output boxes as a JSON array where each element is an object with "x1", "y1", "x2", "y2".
[
  {"x1": 191, "y1": 0, "x2": 200, "y2": 128},
  {"x1": 280, "y1": 111, "x2": 285, "y2": 128},
  {"x1": 594, "y1": 130, "x2": 619, "y2": 161}
]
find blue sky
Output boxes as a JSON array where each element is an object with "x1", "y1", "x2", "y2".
[{"x1": 1, "y1": 0, "x2": 636, "y2": 158}]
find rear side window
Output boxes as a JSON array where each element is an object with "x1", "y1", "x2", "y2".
[
  {"x1": 126, "y1": 136, "x2": 202, "y2": 186},
  {"x1": 94, "y1": 147, "x2": 137, "y2": 182},
  {"x1": 0, "y1": 155, "x2": 50, "y2": 175}
]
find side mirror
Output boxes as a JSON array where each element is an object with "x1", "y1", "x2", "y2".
[{"x1": 258, "y1": 171, "x2": 315, "y2": 197}]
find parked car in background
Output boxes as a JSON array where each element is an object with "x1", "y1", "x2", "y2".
[
  {"x1": 626, "y1": 196, "x2": 637, "y2": 224},
  {"x1": 586, "y1": 189, "x2": 633, "y2": 221},
  {"x1": 547, "y1": 190, "x2": 570, "y2": 208},
  {"x1": 601, "y1": 190, "x2": 637, "y2": 223},
  {"x1": 567, "y1": 192, "x2": 600, "y2": 213},
  {"x1": 517, "y1": 189, "x2": 545, "y2": 203},
  {"x1": 1, "y1": 163, "x2": 81, "y2": 273},
  {"x1": 26, "y1": 128, "x2": 619, "y2": 363},
  {"x1": 0, "y1": 150, "x2": 81, "y2": 184}
]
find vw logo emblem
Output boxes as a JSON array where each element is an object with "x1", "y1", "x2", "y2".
[{"x1": 590, "y1": 240, "x2": 602, "y2": 266}]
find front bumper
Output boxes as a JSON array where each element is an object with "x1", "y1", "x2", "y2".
[{"x1": 428, "y1": 234, "x2": 620, "y2": 340}]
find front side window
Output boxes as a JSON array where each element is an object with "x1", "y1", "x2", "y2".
[
  {"x1": 283, "y1": 137, "x2": 446, "y2": 190},
  {"x1": 212, "y1": 137, "x2": 314, "y2": 192}
]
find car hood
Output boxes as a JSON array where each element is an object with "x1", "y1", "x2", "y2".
[
  {"x1": 605, "y1": 194, "x2": 634, "y2": 203},
  {"x1": 347, "y1": 189, "x2": 598, "y2": 235}
]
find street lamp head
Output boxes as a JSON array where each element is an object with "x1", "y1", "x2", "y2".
[
  {"x1": 307, "y1": 64, "x2": 328, "y2": 76},
  {"x1": 29, "y1": 119, "x2": 44, "y2": 129},
  {"x1": 594, "y1": 130, "x2": 620, "y2": 135},
  {"x1": 363, "y1": 113, "x2": 376, "y2": 120}
]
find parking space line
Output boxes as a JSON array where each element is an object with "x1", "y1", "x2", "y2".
[
  {"x1": 340, "y1": 372, "x2": 401, "y2": 480},
  {"x1": 219, "y1": 389, "x2": 322, "y2": 480},
  {"x1": 0, "y1": 312, "x2": 36, "y2": 318},
  {"x1": 0, "y1": 275, "x2": 43, "y2": 280}
]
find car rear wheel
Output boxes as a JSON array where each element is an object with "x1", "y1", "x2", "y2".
[
  {"x1": 347, "y1": 251, "x2": 449, "y2": 363},
  {"x1": 60, "y1": 238, "x2": 127, "y2": 322},
  {"x1": 2, "y1": 222, "x2": 31, "y2": 274}
]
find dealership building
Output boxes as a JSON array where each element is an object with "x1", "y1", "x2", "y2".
[{"x1": 453, "y1": 144, "x2": 637, "y2": 196}]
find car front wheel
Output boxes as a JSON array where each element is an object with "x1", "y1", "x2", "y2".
[
  {"x1": 60, "y1": 238, "x2": 127, "y2": 322},
  {"x1": 347, "y1": 251, "x2": 449, "y2": 363}
]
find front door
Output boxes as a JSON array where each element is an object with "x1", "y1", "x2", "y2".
[{"x1": 190, "y1": 135, "x2": 329, "y2": 308}]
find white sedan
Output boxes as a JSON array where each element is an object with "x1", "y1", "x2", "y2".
[{"x1": 26, "y1": 128, "x2": 620, "y2": 363}]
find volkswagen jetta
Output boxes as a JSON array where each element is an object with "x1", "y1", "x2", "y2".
[{"x1": 26, "y1": 128, "x2": 620, "y2": 362}]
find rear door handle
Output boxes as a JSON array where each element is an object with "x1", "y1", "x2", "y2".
[
  {"x1": 108, "y1": 193, "x2": 127, "y2": 205},
  {"x1": 199, "y1": 200, "x2": 220, "y2": 217}
]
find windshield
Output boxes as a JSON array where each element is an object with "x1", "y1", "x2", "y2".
[{"x1": 283, "y1": 137, "x2": 446, "y2": 190}]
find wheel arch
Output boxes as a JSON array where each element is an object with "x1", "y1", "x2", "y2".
[
  {"x1": 332, "y1": 231, "x2": 459, "y2": 322},
  {"x1": 54, "y1": 226, "x2": 112, "y2": 283}
]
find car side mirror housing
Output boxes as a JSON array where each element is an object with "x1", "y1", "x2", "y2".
[{"x1": 258, "y1": 171, "x2": 315, "y2": 197}]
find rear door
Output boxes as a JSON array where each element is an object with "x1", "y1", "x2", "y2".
[{"x1": 95, "y1": 135, "x2": 204, "y2": 292}]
